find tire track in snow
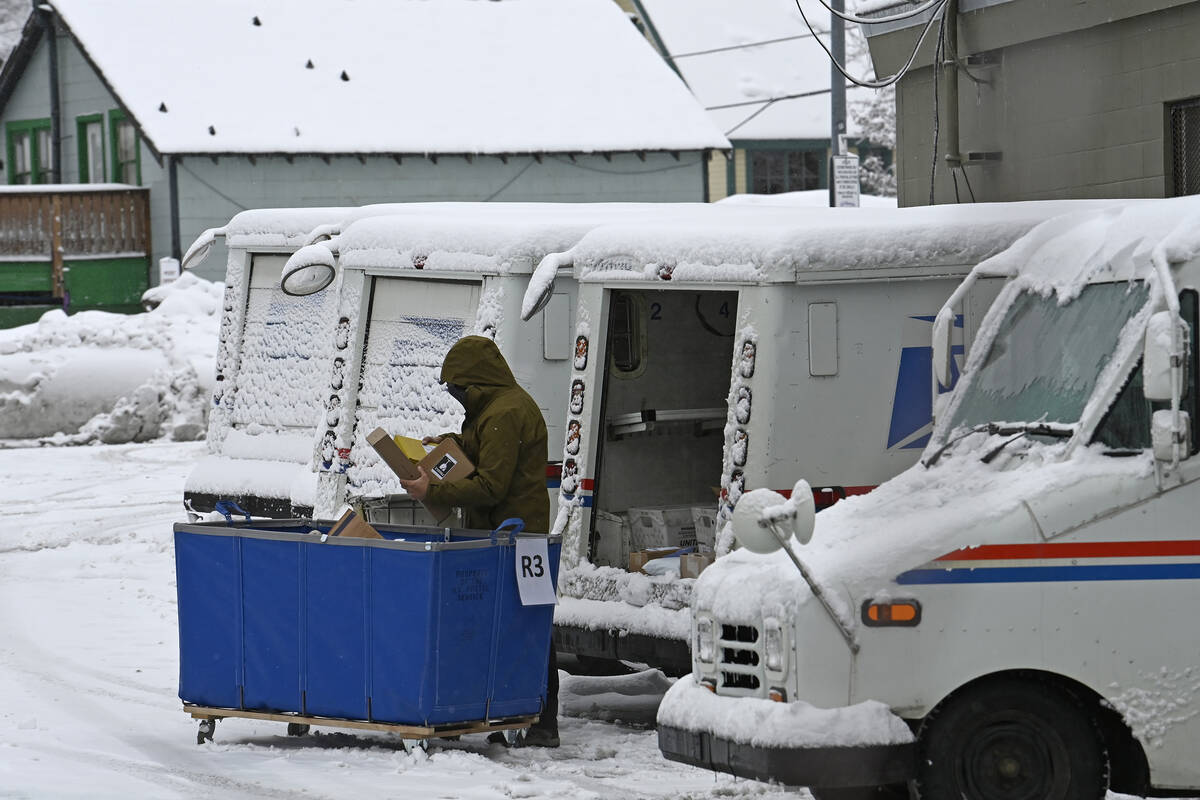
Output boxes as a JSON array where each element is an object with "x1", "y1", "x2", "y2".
[{"x1": 28, "y1": 741, "x2": 332, "y2": 800}]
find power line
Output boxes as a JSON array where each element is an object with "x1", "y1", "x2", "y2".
[
  {"x1": 673, "y1": 32, "x2": 823, "y2": 60},
  {"x1": 707, "y1": 85, "x2": 844, "y2": 112},
  {"x1": 815, "y1": 0, "x2": 951, "y2": 25},
  {"x1": 792, "y1": 0, "x2": 949, "y2": 89}
]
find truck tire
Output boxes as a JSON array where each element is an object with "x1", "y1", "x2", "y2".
[{"x1": 912, "y1": 677, "x2": 1107, "y2": 800}]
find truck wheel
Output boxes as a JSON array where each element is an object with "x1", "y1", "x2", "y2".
[{"x1": 913, "y1": 677, "x2": 1107, "y2": 800}]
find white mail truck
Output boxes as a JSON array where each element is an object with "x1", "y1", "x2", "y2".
[
  {"x1": 657, "y1": 197, "x2": 1200, "y2": 798},
  {"x1": 184, "y1": 202, "x2": 700, "y2": 523},
  {"x1": 528, "y1": 200, "x2": 1116, "y2": 676}
]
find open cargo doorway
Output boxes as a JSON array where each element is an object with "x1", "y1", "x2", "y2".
[{"x1": 590, "y1": 288, "x2": 738, "y2": 565}]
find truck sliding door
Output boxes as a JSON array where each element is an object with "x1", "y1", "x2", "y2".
[
  {"x1": 348, "y1": 277, "x2": 482, "y2": 497},
  {"x1": 231, "y1": 253, "x2": 338, "y2": 432}
]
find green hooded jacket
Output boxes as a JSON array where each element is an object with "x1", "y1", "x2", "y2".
[{"x1": 425, "y1": 336, "x2": 550, "y2": 534}]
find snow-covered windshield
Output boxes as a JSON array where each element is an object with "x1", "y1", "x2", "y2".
[{"x1": 948, "y1": 281, "x2": 1149, "y2": 431}]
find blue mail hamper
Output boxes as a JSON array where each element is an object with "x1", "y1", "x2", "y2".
[{"x1": 175, "y1": 518, "x2": 560, "y2": 728}]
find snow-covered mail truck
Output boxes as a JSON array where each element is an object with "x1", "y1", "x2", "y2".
[
  {"x1": 531, "y1": 200, "x2": 1118, "y2": 676},
  {"x1": 657, "y1": 197, "x2": 1200, "y2": 798},
  {"x1": 229, "y1": 203, "x2": 707, "y2": 523},
  {"x1": 181, "y1": 206, "x2": 353, "y2": 517}
]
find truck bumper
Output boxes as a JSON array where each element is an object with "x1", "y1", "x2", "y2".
[
  {"x1": 553, "y1": 623, "x2": 692, "y2": 676},
  {"x1": 184, "y1": 490, "x2": 309, "y2": 519},
  {"x1": 658, "y1": 723, "x2": 915, "y2": 789}
]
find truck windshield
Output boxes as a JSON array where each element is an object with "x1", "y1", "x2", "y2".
[{"x1": 948, "y1": 282, "x2": 1149, "y2": 432}]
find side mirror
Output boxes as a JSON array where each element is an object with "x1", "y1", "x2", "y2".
[
  {"x1": 181, "y1": 227, "x2": 225, "y2": 272},
  {"x1": 281, "y1": 243, "x2": 337, "y2": 297},
  {"x1": 789, "y1": 479, "x2": 815, "y2": 546},
  {"x1": 1144, "y1": 311, "x2": 1185, "y2": 402},
  {"x1": 1152, "y1": 409, "x2": 1190, "y2": 462},
  {"x1": 732, "y1": 488, "x2": 790, "y2": 554},
  {"x1": 931, "y1": 306, "x2": 954, "y2": 389},
  {"x1": 522, "y1": 252, "x2": 566, "y2": 321}
]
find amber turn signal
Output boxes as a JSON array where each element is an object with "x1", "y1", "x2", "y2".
[
  {"x1": 861, "y1": 599, "x2": 921, "y2": 627},
  {"x1": 767, "y1": 688, "x2": 787, "y2": 702}
]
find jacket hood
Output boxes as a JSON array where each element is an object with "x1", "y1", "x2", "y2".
[{"x1": 440, "y1": 335, "x2": 516, "y2": 389}]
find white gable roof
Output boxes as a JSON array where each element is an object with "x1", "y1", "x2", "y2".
[
  {"x1": 48, "y1": 0, "x2": 729, "y2": 155},
  {"x1": 637, "y1": 0, "x2": 876, "y2": 141}
]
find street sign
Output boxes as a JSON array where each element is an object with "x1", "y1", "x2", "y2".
[{"x1": 831, "y1": 154, "x2": 861, "y2": 208}]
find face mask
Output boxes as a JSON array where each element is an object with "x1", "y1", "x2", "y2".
[{"x1": 445, "y1": 382, "x2": 468, "y2": 409}]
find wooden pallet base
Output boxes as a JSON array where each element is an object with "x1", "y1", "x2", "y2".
[{"x1": 183, "y1": 704, "x2": 538, "y2": 738}]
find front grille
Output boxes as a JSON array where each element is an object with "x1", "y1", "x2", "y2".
[
  {"x1": 717, "y1": 622, "x2": 763, "y2": 695},
  {"x1": 722, "y1": 624, "x2": 758, "y2": 643}
]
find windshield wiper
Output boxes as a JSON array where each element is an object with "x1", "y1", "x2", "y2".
[
  {"x1": 980, "y1": 422, "x2": 1075, "y2": 464},
  {"x1": 925, "y1": 422, "x2": 1075, "y2": 468},
  {"x1": 923, "y1": 423, "x2": 992, "y2": 468}
]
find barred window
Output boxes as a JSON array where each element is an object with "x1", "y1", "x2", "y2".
[{"x1": 1168, "y1": 97, "x2": 1200, "y2": 197}]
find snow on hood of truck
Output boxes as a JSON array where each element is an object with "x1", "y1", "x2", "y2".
[
  {"x1": 564, "y1": 199, "x2": 1122, "y2": 284},
  {"x1": 696, "y1": 443, "x2": 1158, "y2": 624},
  {"x1": 47, "y1": 0, "x2": 728, "y2": 156}
]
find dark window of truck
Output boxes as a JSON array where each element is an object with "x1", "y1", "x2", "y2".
[
  {"x1": 608, "y1": 292, "x2": 642, "y2": 374},
  {"x1": 1168, "y1": 97, "x2": 1200, "y2": 197},
  {"x1": 1091, "y1": 290, "x2": 1199, "y2": 454}
]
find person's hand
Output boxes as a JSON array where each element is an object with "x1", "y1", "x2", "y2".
[
  {"x1": 422, "y1": 435, "x2": 443, "y2": 446},
  {"x1": 399, "y1": 465, "x2": 431, "y2": 501}
]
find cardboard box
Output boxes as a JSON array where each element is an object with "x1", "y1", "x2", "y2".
[
  {"x1": 629, "y1": 546, "x2": 685, "y2": 574},
  {"x1": 366, "y1": 427, "x2": 475, "y2": 524},
  {"x1": 680, "y1": 551, "x2": 716, "y2": 579},
  {"x1": 330, "y1": 509, "x2": 383, "y2": 539},
  {"x1": 627, "y1": 505, "x2": 698, "y2": 550},
  {"x1": 366, "y1": 427, "x2": 475, "y2": 484},
  {"x1": 691, "y1": 505, "x2": 719, "y2": 549},
  {"x1": 593, "y1": 509, "x2": 631, "y2": 568}
]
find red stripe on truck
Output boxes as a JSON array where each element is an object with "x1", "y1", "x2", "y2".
[{"x1": 935, "y1": 540, "x2": 1200, "y2": 562}]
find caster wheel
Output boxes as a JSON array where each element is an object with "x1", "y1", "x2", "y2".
[
  {"x1": 400, "y1": 737, "x2": 428, "y2": 755},
  {"x1": 287, "y1": 723, "x2": 311, "y2": 737},
  {"x1": 197, "y1": 718, "x2": 216, "y2": 745}
]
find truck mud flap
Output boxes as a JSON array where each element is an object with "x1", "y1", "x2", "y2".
[
  {"x1": 554, "y1": 624, "x2": 692, "y2": 677},
  {"x1": 658, "y1": 723, "x2": 915, "y2": 789}
]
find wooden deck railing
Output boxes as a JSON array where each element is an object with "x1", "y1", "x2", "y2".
[{"x1": 0, "y1": 186, "x2": 151, "y2": 298}]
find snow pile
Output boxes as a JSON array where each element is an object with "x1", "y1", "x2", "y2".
[
  {"x1": 0, "y1": 273, "x2": 220, "y2": 443},
  {"x1": 717, "y1": 190, "x2": 897, "y2": 208},
  {"x1": 658, "y1": 677, "x2": 914, "y2": 748},
  {"x1": 560, "y1": 668, "x2": 675, "y2": 726}
]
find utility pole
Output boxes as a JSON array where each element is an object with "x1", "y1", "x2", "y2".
[
  {"x1": 829, "y1": 0, "x2": 859, "y2": 207},
  {"x1": 830, "y1": 0, "x2": 846, "y2": 157}
]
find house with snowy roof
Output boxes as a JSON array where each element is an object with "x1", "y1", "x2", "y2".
[
  {"x1": 626, "y1": 0, "x2": 890, "y2": 201},
  {"x1": 0, "y1": 0, "x2": 728, "y2": 322}
]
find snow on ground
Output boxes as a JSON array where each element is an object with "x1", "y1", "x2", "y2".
[
  {"x1": 0, "y1": 440, "x2": 802, "y2": 799},
  {"x1": 0, "y1": 274, "x2": 219, "y2": 444}
]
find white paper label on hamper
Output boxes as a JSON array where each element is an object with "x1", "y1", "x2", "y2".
[{"x1": 515, "y1": 537, "x2": 557, "y2": 606}]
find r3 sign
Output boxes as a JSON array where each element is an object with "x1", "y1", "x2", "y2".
[{"x1": 514, "y1": 537, "x2": 557, "y2": 606}]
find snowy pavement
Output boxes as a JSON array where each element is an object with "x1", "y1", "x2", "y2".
[
  {"x1": 0, "y1": 440, "x2": 1177, "y2": 799},
  {"x1": 0, "y1": 441, "x2": 799, "y2": 799}
]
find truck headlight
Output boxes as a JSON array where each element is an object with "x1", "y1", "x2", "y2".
[
  {"x1": 696, "y1": 617, "x2": 715, "y2": 663},
  {"x1": 764, "y1": 618, "x2": 785, "y2": 672}
]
